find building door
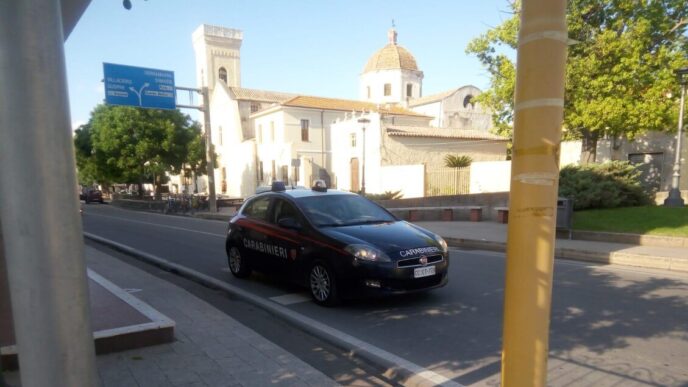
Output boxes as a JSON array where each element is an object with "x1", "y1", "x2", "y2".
[{"x1": 350, "y1": 158, "x2": 360, "y2": 192}]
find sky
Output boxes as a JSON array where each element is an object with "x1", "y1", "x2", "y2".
[{"x1": 65, "y1": 0, "x2": 512, "y2": 128}]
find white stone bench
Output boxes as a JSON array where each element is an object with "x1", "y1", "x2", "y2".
[
  {"x1": 387, "y1": 206, "x2": 483, "y2": 222},
  {"x1": 494, "y1": 206, "x2": 509, "y2": 223}
]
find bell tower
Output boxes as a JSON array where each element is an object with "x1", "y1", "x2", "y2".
[{"x1": 192, "y1": 24, "x2": 243, "y2": 95}]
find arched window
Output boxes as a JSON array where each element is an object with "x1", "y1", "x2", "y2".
[
  {"x1": 218, "y1": 67, "x2": 228, "y2": 84},
  {"x1": 463, "y1": 94, "x2": 475, "y2": 109},
  {"x1": 384, "y1": 83, "x2": 391, "y2": 96},
  {"x1": 406, "y1": 83, "x2": 413, "y2": 97}
]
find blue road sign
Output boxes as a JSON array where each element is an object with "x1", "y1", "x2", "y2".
[{"x1": 103, "y1": 63, "x2": 176, "y2": 110}]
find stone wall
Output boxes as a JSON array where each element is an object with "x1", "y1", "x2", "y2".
[{"x1": 377, "y1": 192, "x2": 510, "y2": 221}]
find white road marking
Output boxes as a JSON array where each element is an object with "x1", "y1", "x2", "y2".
[
  {"x1": 123, "y1": 288, "x2": 142, "y2": 293},
  {"x1": 270, "y1": 293, "x2": 312, "y2": 305},
  {"x1": 86, "y1": 212, "x2": 225, "y2": 238}
]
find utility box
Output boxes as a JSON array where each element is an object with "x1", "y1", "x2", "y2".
[{"x1": 556, "y1": 197, "x2": 573, "y2": 237}]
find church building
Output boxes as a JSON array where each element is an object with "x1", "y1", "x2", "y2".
[{"x1": 190, "y1": 24, "x2": 507, "y2": 198}]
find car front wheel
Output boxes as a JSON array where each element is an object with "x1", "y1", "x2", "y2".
[
  {"x1": 309, "y1": 261, "x2": 339, "y2": 306},
  {"x1": 227, "y1": 246, "x2": 252, "y2": 278}
]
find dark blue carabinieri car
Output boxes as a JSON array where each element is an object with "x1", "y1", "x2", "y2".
[{"x1": 225, "y1": 181, "x2": 449, "y2": 306}]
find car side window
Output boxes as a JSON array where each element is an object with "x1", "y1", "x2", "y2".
[
  {"x1": 272, "y1": 199, "x2": 300, "y2": 224},
  {"x1": 243, "y1": 196, "x2": 271, "y2": 221}
]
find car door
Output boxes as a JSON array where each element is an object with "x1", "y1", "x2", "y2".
[
  {"x1": 267, "y1": 198, "x2": 309, "y2": 278},
  {"x1": 236, "y1": 195, "x2": 273, "y2": 270}
]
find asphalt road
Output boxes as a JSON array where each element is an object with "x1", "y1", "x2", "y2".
[{"x1": 82, "y1": 204, "x2": 688, "y2": 386}]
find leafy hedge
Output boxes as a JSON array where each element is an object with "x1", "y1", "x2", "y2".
[{"x1": 558, "y1": 161, "x2": 652, "y2": 210}]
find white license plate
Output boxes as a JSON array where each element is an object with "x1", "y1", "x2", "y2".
[{"x1": 413, "y1": 265, "x2": 436, "y2": 278}]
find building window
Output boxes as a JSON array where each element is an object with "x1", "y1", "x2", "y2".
[
  {"x1": 350, "y1": 133, "x2": 357, "y2": 147},
  {"x1": 270, "y1": 121, "x2": 275, "y2": 143},
  {"x1": 384, "y1": 83, "x2": 391, "y2": 96},
  {"x1": 367, "y1": 86, "x2": 371, "y2": 99},
  {"x1": 258, "y1": 160, "x2": 264, "y2": 182},
  {"x1": 250, "y1": 102, "x2": 260, "y2": 113},
  {"x1": 271, "y1": 160, "x2": 276, "y2": 181},
  {"x1": 218, "y1": 67, "x2": 227, "y2": 84},
  {"x1": 301, "y1": 119, "x2": 310, "y2": 142},
  {"x1": 218, "y1": 126, "x2": 223, "y2": 146},
  {"x1": 257, "y1": 124, "x2": 262, "y2": 143},
  {"x1": 406, "y1": 83, "x2": 413, "y2": 97}
]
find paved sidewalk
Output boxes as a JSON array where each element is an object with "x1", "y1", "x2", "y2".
[
  {"x1": 416, "y1": 221, "x2": 688, "y2": 272},
  {"x1": 195, "y1": 206, "x2": 688, "y2": 272},
  {"x1": 4, "y1": 246, "x2": 338, "y2": 387}
]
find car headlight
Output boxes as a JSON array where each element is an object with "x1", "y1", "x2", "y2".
[
  {"x1": 345, "y1": 244, "x2": 391, "y2": 263},
  {"x1": 435, "y1": 235, "x2": 448, "y2": 253}
]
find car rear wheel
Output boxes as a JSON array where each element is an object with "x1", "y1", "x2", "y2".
[
  {"x1": 309, "y1": 261, "x2": 339, "y2": 306},
  {"x1": 227, "y1": 246, "x2": 251, "y2": 278}
]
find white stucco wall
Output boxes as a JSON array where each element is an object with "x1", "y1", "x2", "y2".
[
  {"x1": 208, "y1": 83, "x2": 256, "y2": 197},
  {"x1": 193, "y1": 25, "x2": 242, "y2": 93},
  {"x1": 597, "y1": 131, "x2": 687, "y2": 191},
  {"x1": 382, "y1": 136, "x2": 507, "y2": 169},
  {"x1": 409, "y1": 102, "x2": 442, "y2": 126},
  {"x1": 332, "y1": 113, "x2": 506, "y2": 195},
  {"x1": 469, "y1": 160, "x2": 511, "y2": 193},
  {"x1": 253, "y1": 107, "x2": 347, "y2": 187},
  {"x1": 559, "y1": 140, "x2": 582, "y2": 167},
  {"x1": 330, "y1": 113, "x2": 383, "y2": 192},
  {"x1": 359, "y1": 69, "x2": 423, "y2": 105},
  {"x1": 380, "y1": 165, "x2": 425, "y2": 198},
  {"x1": 410, "y1": 86, "x2": 491, "y2": 130}
]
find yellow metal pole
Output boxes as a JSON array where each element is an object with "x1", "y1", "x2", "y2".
[{"x1": 501, "y1": 1, "x2": 568, "y2": 386}]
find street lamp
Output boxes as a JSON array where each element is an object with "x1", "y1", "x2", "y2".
[
  {"x1": 664, "y1": 67, "x2": 688, "y2": 207},
  {"x1": 357, "y1": 117, "x2": 370, "y2": 195}
]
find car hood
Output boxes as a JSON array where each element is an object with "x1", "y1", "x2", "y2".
[{"x1": 319, "y1": 221, "x2": 443, "y2": 259}]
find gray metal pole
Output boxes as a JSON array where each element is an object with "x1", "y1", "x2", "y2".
[
  {"x1": 664, "y1": 75, "x2": 686, "y2": 207},
  {"x1": 362, "y1": 125, "x2": 367, "y2": 195},
  {"x1": 202, "y1": 87, "x2": 218, "y2": 212},
  {"x1": 0, "y1": 1, "x2": 98, "y2": 386}
]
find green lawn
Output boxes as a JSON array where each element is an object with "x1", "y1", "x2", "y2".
[{"x1": 572, "y1": 206, "x2": 688, "y2": 237}]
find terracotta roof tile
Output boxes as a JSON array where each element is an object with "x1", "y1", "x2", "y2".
[
  {"x1": 229, "y1": 87, "x2": 296, "y2": 103},
  {"x1": 282, "y1": 96, "x2": 429, "y2": 117},
  {"x1": 364, "y1": 44, "x2": 419, "y2": 72},
  {"x1": 386, "y1": 125, "x2": 507, "y2": 140},
  {"x1": 407, "y1": 89, "x2": 459, "y2": 107}
]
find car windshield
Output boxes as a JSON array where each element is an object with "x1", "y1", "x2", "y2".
[{"x1": 295, "y1": 194, "x2": 395, "y2": 227}]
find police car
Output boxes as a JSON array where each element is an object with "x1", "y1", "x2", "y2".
[{"x1": 225, "y1": 181, "x2": 449, "y2": 306}]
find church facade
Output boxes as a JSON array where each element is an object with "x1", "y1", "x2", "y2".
[{"x1": 190, "y1": 24, "x2": 507, "y2": 198}]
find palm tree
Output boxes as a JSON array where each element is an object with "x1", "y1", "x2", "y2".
[{"x1": 444, "y1": 154, "x2": 473, "y2": 168}]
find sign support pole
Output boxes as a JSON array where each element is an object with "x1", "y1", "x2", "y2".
[
  {"x1": 501, "y1": 1, "x2": 567, "y2": 386},
  {"x1": 0, "y1": 1, "x2": 98, "y2": 385},
  {"x1": 201, "y1": 87, "x2": 218, "y2": 212}
]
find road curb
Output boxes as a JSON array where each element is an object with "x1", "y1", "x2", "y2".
[
  {"x1": 444, "y1": 237, "x2": 688, "y2": 273},
  {"x1": 83, "y1": 232, "x2": 465, "y2": 387}
]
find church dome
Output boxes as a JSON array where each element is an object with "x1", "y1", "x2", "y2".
[{"x1": 363, "y1": 28, "x2": 419, "y2": 73}]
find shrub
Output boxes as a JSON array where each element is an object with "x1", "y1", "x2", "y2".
[
  {"x1": 363, "y1": 190, "x2": 403, "y2": 200},
  {"x1": 558, "y1": 161, "x2": 652, "y2": 210},
  {"x1": 444, "y1": 154, "x2": 473, "y2": 168}
]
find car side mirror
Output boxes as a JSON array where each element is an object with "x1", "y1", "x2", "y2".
[{"x1": 278, "y1": 217, "x2": 302, "y2": 230}]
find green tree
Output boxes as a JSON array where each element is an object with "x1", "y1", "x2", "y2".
[
  {"x1": 466, "y1": 0, "x2": 688, "y2": 163},
  {"x1": 185, "y1": 133, "x2": 211, "y2": 193},
  {"x1": 74, "y1": 105, "x2": 203, "y2": 196},
  {"x1": 444, "y1": 154, "x2": 473, "y2": 168}
]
